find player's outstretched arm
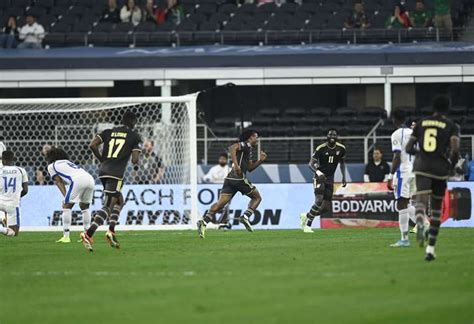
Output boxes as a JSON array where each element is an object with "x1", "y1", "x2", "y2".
[
  {"x1": 228, "y1": 143, "x2": 241, "y2": 176},
  {"x1": 89, "y1": 135, "x2": 103, "y2": 162},
  {"x1": 21, "y1": 182, "x2": 28, "y2": 197},
  {"x1": 248, "y1": 151, "x2": 267, "y2": 172}
]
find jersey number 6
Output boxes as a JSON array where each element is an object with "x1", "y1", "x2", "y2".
[{"x1": 423, "y1": 128, "x2": 438, "y2": 152}]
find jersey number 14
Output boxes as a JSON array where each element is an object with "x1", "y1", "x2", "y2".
[
  {"x1": 107, "y1": 138, "x2": 126, "y2": 158},
  {"x1": 2, "y1": 177, "x2": 16, "y2": 193}
]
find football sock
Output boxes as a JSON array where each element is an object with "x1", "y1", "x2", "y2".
[
  {"x1": 399, "y1": 208, "x2": 409, "y2": 241},
  {"x1": 306, "y1": 204, "x2": 320, "y2": 227},
  {"x1": 82, "y1": 209, "x2": 91, "y2": 231},
  {"x1": 87, "y1": 207, "x2": 110, "y2": 237},
  {"x1": 407, "y1": 205, "x2": 416, "y2": 223},
  {"x1": 243, "y1": 208, "x2": 254, "y2": 219},
  {"x1": 426, "y1": 245, "x2": 435, "y2": 255},
  {"x1": 62, "y1": 208, "x2": 72, "y2": 238},
  {"x1": 108, "y1": 205, "x2": 121, "y2": 232},
  {"x1": 427, "y1": 197, "x2": 443, "y2": 249},
  {"x1": 202, "y1": 211, "x2": 215, "y2": 225},
  {"x1": 415, "y1": 201, "x2": 426, "y2": 226}
]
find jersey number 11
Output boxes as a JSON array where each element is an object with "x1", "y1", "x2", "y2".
[{"x1": 107, "y1": 138, "x2": 126, "y2": 158}]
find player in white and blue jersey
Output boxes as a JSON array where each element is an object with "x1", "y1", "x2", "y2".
[
  {"x1": 46, "y1": 147, "x2": 95, "y2": 243},
  {"x1": 387, "y1": 111, "x2": 426, "y2": 247},
  {"x1": 0, "y1": 150, "x2": 29, "y2": 237}
]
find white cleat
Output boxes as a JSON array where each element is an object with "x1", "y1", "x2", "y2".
[
  {"x1": 299, "y1": 213, "x2": 307, "y2": 229},
  {"x1": 303, "y1": 225, "x2": 314, "y2": 233}
]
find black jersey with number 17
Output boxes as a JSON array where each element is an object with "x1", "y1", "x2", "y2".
[
  {"x1": 97, "y1": 125, "x2": 142, "y2": 179},
  {"x1": 412, "y1": 115, "x2": 459, "y2": 180},
  {"x1": 312, "y1": 142, "x2": 346, "y2": 178}
]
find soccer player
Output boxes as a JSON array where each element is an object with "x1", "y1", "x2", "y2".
[
  {"x1": 80, "y1": 111, "x2": 142, "y2": 251},
  {"x1": 405, "y1": 96, "x2": 460, "y2": 261},
  {"x1": 46, "y1": 147, "x2": 95, "y2": 243},
  {"x1": 387, "y1": 110, "x2": 426, "y2": 247},
  {"x1": 197, "y1": 129, "x2": 267, "y2": 238},
  {"x1": 0, "y1": 150, "x2": 28, "y2": 237},
  {"x1": 301, "y1": 129, "x2": 347, "y2": 233}
]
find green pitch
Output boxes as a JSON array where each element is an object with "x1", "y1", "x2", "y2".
[{"x1": 1, "y1": 228, "x2": 473, "y2": 324}]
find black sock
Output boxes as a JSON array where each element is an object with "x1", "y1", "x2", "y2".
[
  {"x1": 306, "y1": 204, "x2": 320, "y2": 226},
  {"x1": 203, "y1": 212, "x2": 214, "y2": 224},
  {"x1": 87, "y1": 208, "x2": 109, "y2": 237},
  {"x1": 108, "y1": 206, "x2": 121, "y2": 232},
  {"x1": 243, "y1": 208, "x2": 254, "y2": 218},
  {"x1": 428, "y1": 210, "x2": 441, "y2": 247}
]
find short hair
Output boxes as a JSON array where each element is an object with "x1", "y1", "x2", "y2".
[
  {"x1": 2, "y1": 150, "x2": 14, "y2": 162},
  {"x1": 46, "y1": 147, "x2": 69, "y2": 163},
  {"x1": 327, "y1": 128, "x2": 338, "y2": 134},
  {"x1": 122, "y1": 111, "x2": 137, "y2": 127},
  {"x1": 373, "y1": 147, "x2": 383, "y2": 154},
  {"x1": 239, "y1": 129, "x2": 258, "y2": 142},
  {"x1": 219, "y1": 153, "x2": 228, "y2": 159},
  {"x1": 433, "y1": 95, "x2": 450, "y2": 113}
]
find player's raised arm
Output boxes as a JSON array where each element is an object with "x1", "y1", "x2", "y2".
[
  {"x1": 89, "y1": 135, "x2": 103, "y2": 162},
  {"x1": 248, "y1": 150, "x2": 267, "y2": 172},
  {"x1": 228, "y1": 142, "x2": 241, "y2": 176}
]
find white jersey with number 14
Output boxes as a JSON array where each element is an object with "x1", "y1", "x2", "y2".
[{"x1": 0, "y1": 166, "x2": 28, "y2": 208}]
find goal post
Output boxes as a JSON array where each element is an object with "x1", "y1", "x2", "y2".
[{"x1": 0, "y1": 95, "x2": 199, "y2": 231}]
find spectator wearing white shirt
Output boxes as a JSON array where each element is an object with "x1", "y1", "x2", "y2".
[
  {"x1": 17, "y1": 15, "x2": 44, "y2": 49},
  {"x1": 120, "y1": 0, "x2": 142, "y2": 26},
  {"x1": 202, "y1": 153, "x2": 232, "y2": 184}
]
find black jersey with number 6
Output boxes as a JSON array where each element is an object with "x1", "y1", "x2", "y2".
[
  {"x1": 412, "y1": 115, "x2": 459, "y2": 179},
  {"x1": 312, "y1": 142, "x2": 346, "y2": 178},
  {"x1": 97, "y1": 125, "x2": 142, "y2": 179}
]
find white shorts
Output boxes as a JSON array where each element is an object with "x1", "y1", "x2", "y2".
[
  {"x1": 65, "y1": 175, "x2": 95, "y2": 204},
  {"x1": 0, "y1": 202, "x2": 20, "y2": 227},
  {"x1": 393, "y1": 173, "x2": 416, "y2": 200}
]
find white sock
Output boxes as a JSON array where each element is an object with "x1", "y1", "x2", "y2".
[
  {"x1": 62, "y1": 209, "x2": 72, "y2": 238},
  {"x1": 82, "y1": 209, "x2": 91, "y2": 231},
  {"x1": 407, "y1": 205, "x2": 416, "y2": 223},
  {"x1": 426, "y1": 245, "x2": 435, "y2": 254},
  {"x1": 0, "y1": 226, "x2": 7, "y2": 235},
  {"x1": 399, "y1": 208, "x2": 409, "y2": 240}
]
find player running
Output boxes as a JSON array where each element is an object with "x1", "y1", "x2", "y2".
[
  {"x1": 387, "y1": 111, "x2": 426, "y2": 247},
  {"x1": 46, "y1": 147, "x2": 94, "y2": 243},
  {"x1": 0, "y1": 150, "x2": 28, "y2": 237},
  {"x1": 197, "y1": 129, "x2": 267, "y2": 238},
  {"x1": 301, "y1": 129, "x2": 347, "y2": 233},
  {"x1": 81, "y1": 111, "x2": 142, "y2": 251},
  {"x1": 405, "y1": 96, "x2": 460, "y2": 261}
]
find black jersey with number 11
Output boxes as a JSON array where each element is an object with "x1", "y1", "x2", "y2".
[
  {"x1": 312, "y1": 142, "x2": 346, "y2": 178},
  {"x1": 98, "y1": 125, "x2": 142, "y2": 179},
  {"x1": 412, "y1": 115, "x2": 459, "y2": 179}
]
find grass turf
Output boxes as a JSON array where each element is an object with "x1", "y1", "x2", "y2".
[{"x1": 0, "y1": 228, "x2": 473, "y2": 324}]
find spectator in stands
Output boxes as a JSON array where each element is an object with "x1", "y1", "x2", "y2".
[
  {"x1": 0, "y1": 16, "x2": 19, "y2": 49},
  {"x1": 385, "y1": 5, "x2": 412, "y2": 28},
  {"x1": 202, "y1": 153, "x2": 231, "y2": 184},
  {"x1": 449, "y1": 154, "x2": 468, "y2": 181},
  {"x1": 433, "y1": 0, "x2": 452, "y2": 33},
  {"x1": 101, "y1": 0, "x2": 121, "y2": 23},
  {"x1": 156, "y1": 0, "x2": 185, "y2": 26},
  {"x1": 144, "y1": 0, "x2": 159, "y2": 23},
  {"x1": 133, "y1": 140, "x2": 164, "y2": 184},
  {"x1": 17, "y1": 14, "x2": 45, "y2": 49},
  {"x1": 411, "y1": 0, "x2": 432, "y2": 27},
  {"x1": 364, "y1": 147, "x2": 390, "y2": 182},
  {"x1": 344, "y1": 1, "x2": 370, "y2": 29},
  {"x1": 120, "y1": 0, "x2": 143, "y2": 26}
]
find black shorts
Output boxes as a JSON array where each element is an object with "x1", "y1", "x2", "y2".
[
  {"x1": 221, "y1": 178, "x2": 256, "y2": 197},
  {"x1": 415, "y1": 174, "x2": 447, "y2": 198},
  {"x1": 100, "y1": 176, "x2": 124, "y2": 196},
  {"x1": 313, "y1": 177, "x2": 334, "y2": 201}
]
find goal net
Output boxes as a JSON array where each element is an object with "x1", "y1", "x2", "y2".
[{"x1": 0, "y1": 95, "x2": 198, "y2": 231}]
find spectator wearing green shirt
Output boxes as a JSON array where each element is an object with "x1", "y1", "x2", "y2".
[
  {"x1": 434, "y1": 0, "x2": 452, "y2": 33},
  {"x1": 411, "y1": 0, "x2": 432, "y2": 28}
]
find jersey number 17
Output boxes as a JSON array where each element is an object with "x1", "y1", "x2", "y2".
[{"x1": 107, "y1": 138, "x2": 126, "y2": 158}]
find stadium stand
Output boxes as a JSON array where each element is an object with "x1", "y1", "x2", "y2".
[{"x1": 0, "y1": 0, "x2": 472, "y2": 48}]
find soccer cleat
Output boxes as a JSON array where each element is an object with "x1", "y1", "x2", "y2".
[
  {"x1": 80, "y1": 232, "x2": 94, "y2": 252},
  {"x1": 105, "y1": 231, "x2": 120, "y2": 249},
  {"x1": 56, "y1": 236, "x2": 71, "y2": 243},
  {"x1": 303, "y1": 225, "x2": 314, "y2": 233},
  {"x1": 197, "y1": 220, "x2": 206, "y2": 238},
  {"x1": 410, "y1": 225, "x2": 417, "y2": 234},
  {"x1": 425, "y1": 253, "x2": 436, "y2": 262},
  {"x1": 416, "y1": 220, "x2": 425, "y2": 247},
  {"x1": 389, "y1": 239, "x2": 410, "y2": 247},
  {"x1": 299, "y1": 213, "x2": 307, "y2": 229},
  {"x1": 240, "y1": 215, "x2": 254, "y2": 232},
  {"x1": 5, "y1": 228, "x2": 15, "y2": 237}
]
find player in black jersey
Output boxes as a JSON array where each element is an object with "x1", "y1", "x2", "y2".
[
  {"x1": 405, "y1": 96, "x2": 460, "y2": 261},
  {"x1": 197, "y1": 129, "x2": 267, "y2": 238},
  {"x1": 80, "y1": 111, "x2": 142, "y2": 251},
  {"x1": 301, "y1": 129, "x2": 347, "y2": 233}
]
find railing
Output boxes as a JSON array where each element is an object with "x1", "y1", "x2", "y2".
[{"x1": 197, "y1": 124, "x2": 474, "y2": 164}]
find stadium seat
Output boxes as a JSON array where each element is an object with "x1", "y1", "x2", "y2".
[
  {"x1": 50, "y1": 21, "x2": 72, "y2": 32},
  {"x1": 36, "y1": 0, "x2": 55, "y2": 10},
  {"x1": 43, "y1": 32, "x2": 66, "y2": 47},
  {"x1": 64, "y1": 32, "x2": 87, "y2": 46},
  {"x1": 199, "y1": 21, "x2": 220, "y2": 31},
  {"x1": 194, "y1": 3, "x2": 216, "y2": 16},
  {"x1": 236, "y1": 3, "x2": 256, "y2": 15},
  {"x1": 107, "y1": 31, "x2": 132, "y2": 46},
  {"x1": 217, "y1": 3, "x2": 236, "y2": 15}
]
